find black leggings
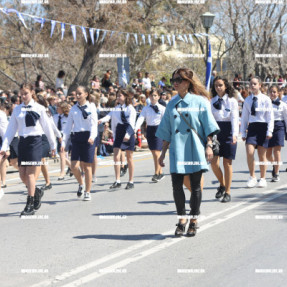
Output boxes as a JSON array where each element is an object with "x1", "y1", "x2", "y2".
[{"x1": 171, "y1": 171, "x2": 203, "y2": 216}]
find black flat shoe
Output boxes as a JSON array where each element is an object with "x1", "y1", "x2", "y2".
[
  {"x1": 41, "y1": 183, "x2": 52, "y2": 191},
  {"x1": 175, "y1": 221, "x2": 188, "y2": 237},
  {"x1": 34, "y1": 187, "x2": 44, "y2": 211},
  {"x1": 58, "y1": 176, "x2": 65, "y2": 181},
  {"x1": 21, "y1": 196, "x2": 35, "y2": 216},
  {"x1": 66, "y1": 167, "x2": 71, "y2": 175},
  {"x1": 1, "y1": 184, "x2": 7, "y2": 188},
  {"x1": 186, "y1": 222, "x2": 198, "y2": 237},
  {"x1": 222, "y1": 193, "x2": 231, "y2": 203},
  {"x1": 110, "y1": 182, "x2": 121, "y2": 189},
  {"x1": 125, "y1": 182, "x2": 134, "y2": 190},
  {"x1": 77, "y1": 185, "x2": 84, "y2": 197},
  {"x1": 215, "y1": 185, "x2": 225, "y2": 199}
]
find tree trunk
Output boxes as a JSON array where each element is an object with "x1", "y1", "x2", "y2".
[{"x1": 68, "y1": 41, "x2": 105, "y2": 94}]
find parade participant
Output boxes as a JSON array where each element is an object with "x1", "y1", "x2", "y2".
[
  {"x1": 35, "y1": 95, "x2": 61, "y2": 191},
  {"x1": 156, "y1": 68, "x2": 219, "y2": 237},
  {"x1": 240, "y1": 77, "x2": 274, "y2": 188},
  {"x1": 54, "y1": 102, "x2": 71, "y2": 180},
  {"x1": 61, "y1": 86, "x2": 97, "y2": 201},
  {"x1": 134, "y1": 89, "x2": 166, "y2": 182},
  {"x1": 0, "y1": 83, "x2": 56, "y2": 215},
  {"x1": 99, "y1": 89, "x2": 136, "y2": 190},
  {"x1": 210, "y1": 77, "x2": 239, "y2": 203},
  {"x1": 266, "y1": 85, "x2": 287, "y2": 182}
]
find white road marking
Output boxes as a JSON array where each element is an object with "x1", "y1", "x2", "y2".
[
  {"x1": 30, "y1": 184, "x2": 287, "y2": 287},
  {"x1": 60, "y1": 189, "x2": 286, "y2": 287}
]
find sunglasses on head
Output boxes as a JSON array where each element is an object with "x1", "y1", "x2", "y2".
[{"x1": 170, "y1": 77, "x2": 184, "y2": 84}]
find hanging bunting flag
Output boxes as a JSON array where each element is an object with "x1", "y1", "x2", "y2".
[
  {"x1": 183, "y1": 34, "x2": 188, "y2": 43},
  {"x1": 141, "y1": 34, "x2": 145, "y2": 45},
  {"x1": 199, "y1": 32, "x2": 209, "y2": 37},
  {"x1": 0, "y1": 8, "x2": 9, "y2": 15},
  {"x1": 125, "y1": 33, "x2": 130, "y2": 44},
  {"x1": 166, "y1": 35, "x2": 171, "y2": 46},
  {"x1": 188, "y1": 34, "x2": 194, "y2": 44},
  {"x1": 172, "y1": 35, "x2": 176, "y2": 46},
  {"x1": 101, "y1": 30, "x2": 107, "y2": 42},
  {"x1": 81, "y1": 26, "x2": 87, "y2": 43},
  {"x1": 61, "y1": 23, "x2": 65, "y2": 40},
  {"x1": 178, "y1": 34, "x2": 185, "y2": 42},
  {"x1": 205, "y1": 39, "x2": 212, "y2": 90},
  {"x1": 194, "y1": 33, "x2": 204, "y2": 38},
  {"x1": 50, "y1": 20, "x2": 56, "y2": 38},
  {"x1": 134, "y1": 33, "x2": 138, "y2": 45},
  {"x1": 148, "y1": 34, "x2": 152, "y2": 46},
  {"x1": 34, "y1": 17, "x2": 45, "y2": 30},
  {"x1": 89, "y1": 28, "x2": 94, "y2": 44},
  {"x1": 4, "y1": 9, "x2": 28, "y2": 29},
  {"x1": 71, "y1": 25, "x2": 77, "y2": 42},
  {"x1": 96, "y1": 29, "x2": 100, "y2": 42},
  {"x1": 161, "y1": 35, "x2": 165, "y2": 45},
  {"x1": 109, "y1": 31, "x2": 115, "y2": 39}
]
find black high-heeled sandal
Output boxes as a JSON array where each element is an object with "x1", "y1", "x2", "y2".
[
  {"x1": 186, "y1": 222, "x2": 199, "y2": 237},
  {"x1": 175, "y1": 221, "x2": 188, "y2": 237}
]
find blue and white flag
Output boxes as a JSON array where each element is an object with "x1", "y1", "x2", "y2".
[
  {"x1": 141, "y1": 34, "x2": 145, "y2": 45},
  {"x1": 101, "y1": 30, "x2": 107, "y2": 42},
  {"x1": 134, "y1": 33, "x2": 138, "y2": 45},
  {"x1": 161, "y1": 35, "x2": 165, "y2": 45},
  {"x1": 125, "y1": 33, "x2": 129, "y2": 44},
  {"x1": 172, "y1": 34, "x2": 176, "y2": 46},
  {"x1": 81, "y1": 26, "x2": 87, "y2": 43},
  {"x1": 148, "y1": 34, "x2": 152, "y2": 46},
  {"x1": 122, "y1": 65, "x2": 128, "y2": 86},
  {"x1": 6, "y1": 9, "x2": 28, "y2": 29},
  {"x1": 89, "y1": 28, "x2": 94, "y2": 44},
  {"x1": 205, "y1": 39, "x2": 212, "y2": 90},
  {"x1": 183, "y1": 34, "x2": 188, "y2": 43},
  {"x1": 71, "y1": 25, "x2": 77, "y2": 42},
  {"x1": 188, "y1": 34, "x2": 194, "y2": 44},
  {"x1": 50, "y1": 20, "x2": 56, "y2": 38},
  {"x1": 61, "y1": 23, "x2": 65, "y2": 40},
  {"x1": 109, "y1": 31, "x2": 115, "y2": 39},
  {"x1": 96, "y1": 29, "x2": 100, "y2": 42},
  {"x1": 34, "y1": 17, "x2": 45, "y2": 30},
  {"x1": 167, "y1": 35, "x2": 171, "y2": 46}
]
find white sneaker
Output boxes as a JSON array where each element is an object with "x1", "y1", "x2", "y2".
[
  {"x1": 258, "y1": 178, "x2": 267, "y2": 188},
  {"x1": 83, "y1": 192, "x2": 91, "y2": 201},
  {"x1": 92, "y1": 175, "x2": 97, "y2": 183},
  {"x1": 247, "y1": 176, "x2": 257, "y2": 188},
  {"x1": 0, "y1": 188, "x2": 4, "y2": 200}
]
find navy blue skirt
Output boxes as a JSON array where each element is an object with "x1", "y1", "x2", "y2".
[
  {"x1": 146, "y1": 125, "x2": 163, "y2": 151},
  {"x1": 0, "y1": 137, "x2": 2, "y2": 150},
  {"x1": 246, "y1": 122, "x2": 269, "y2": 148},
  {"x1": 42, "y1": 134, "x2": 50, "y2": 158},
  {"x1": 71, "y1": 131, "x2": 96, "y2": 163},
  {"x1": 9, "y1": 137, "x2": 19, "y2": 160},
  {"x1": 18, "y1": 136, "x2": 42, "y2": 166},
  {"x1": 268, "y1": 120, "x2": 285, "y2": 147},
  {"x1": 217, "y1": 121, "x2": 237, "y2": 160},
  {"x1": 114, "y1": 123, "x2": 135, "y2": 151}
]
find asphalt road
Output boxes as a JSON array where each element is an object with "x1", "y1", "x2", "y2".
[{"x1": 0, "y1": 140, "x2": 286, "y2": 287}]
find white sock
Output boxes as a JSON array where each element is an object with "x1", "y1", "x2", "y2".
[{"x1": 116, "y1": 180, "x2": 121, "y2": 183}]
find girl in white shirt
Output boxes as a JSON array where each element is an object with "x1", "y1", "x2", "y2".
[
  {"x1": 0, "y1": 83, "x2": 56, "y2": 216},
  {"x1": 266, "y1": 85, "x2": 287, "y2": 182},
  {"x1": 240, "y1": 77, "x2": 274, "y2": 188},
  {"x1": 61, "y1": 86, "x2": 98, "y2": 201},
  {"x1": 134, "y1": 89, "x2": 166, "y2": 182},
  {"x1": 99, "y1": 89, "x2": 136, "y2": 190},
  {"x1": 210, "y1": 77, "x2": 239, "y2": 202}
]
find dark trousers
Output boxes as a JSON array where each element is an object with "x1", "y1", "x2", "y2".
[{"x1": 171, "y1": 171, "x2": 203, "y2": 216}]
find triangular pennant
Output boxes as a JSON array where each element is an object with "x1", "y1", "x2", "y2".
[
  {"x1": 148, "y1": 34, "x2": 152, "y2": 46},
  {"x1": 89, "y1": 28, "x2": 94, "y2": 45},
  {"x1": 81, "y1": 26, "x2": 87, "y2": 43},
  {"x1": 61, "y1": 23, "x2": 65, "y2": 40},
  {"x1": 109, "y1": 31, "x2": 115, "y2": 39},
  {"x1": 178, "y1": 34, "x2": 185, "y2": 42},
  {"x1": 34, "y1": 17, "x2": 45, "y2": 30},
  {"x1": 125, "y1": 33, "x2": 130, "y2": 44},
  {"x1": 167, "y1": 35, "x2": 171, "y2": 46},
  {"x1": 172, "y1": 34, "x2": 176, "y2": 46},
  {"x1": 101, "y1": 30, "x2": 107, "y2": 42},
  {"x1": 183, "y1": 34, "x2": 188, "y2": 43},
  {"x1": 96, "y1": 29, "x2": 100, "y2": 42},
  {"x1": 71, "y1": 25, "x2": 77, "y2": 42},
  {"x1": 50, "y1": 20, "x2": 56, "y2": 38},
  {"x1": 161, "y1": 35, "x2": 165, "y2": 45},
  {"x1": 188, "y1": 34, "x2": 194, "y2": 44},
  {"x1": 17, "y1": 12, "x2": 28, "y2": 29},
  {"x1": 0, "y1": 8, "x2": 9, "y2": 15},
  {"x1": 134, "y1": 33, "x2": 138, "y2": 45},
  {"x1": 141, "y1": 34, "x2": 145, "y2": 45}
]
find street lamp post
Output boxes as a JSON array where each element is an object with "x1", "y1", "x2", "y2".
[{"x1": 200, "y1": 12, "x2": 215, "y2": 67}]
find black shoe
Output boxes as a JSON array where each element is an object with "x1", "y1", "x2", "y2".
[
  {"x1": 151, "y1": 174, "x2": 158, "y2": 182},
  {"x1": 125, "y1": 182, "x2": 134, "y2": 190},
  {"x1": 272, "y1": 166, "x2": 276, "y2": 178},
  {"x1": 175, "y1": 221, "x2": 188, "y2": 237},
  {"x1": 41, "y1": 183, "x2": 52, "y2": 191},
  {"x1": 120, "y1": 165, "x2": 128, "y2": 177},
  {"x1": 157, "y1": 174, "x2": 165, "y2": 182},
  {"x1": 77, "y1": 185, "x2": 84, "y2": 197},
  {"x1": 1, "y1": 184, "x2": 7, "y2": 188},
  {"x1": 215, "y1": 186, "x2": 226, "y2": 199},
  {"x1": 34, "y1": 187, "x2": 44, "y2": 210},
  {"x1": 120, "y1": 168, "x2": 125, "y2": 177},
  {"x1": 221, "y1": 193, "x2": 231, "y2": 203},
  {"x1": 186, "y1": 222, "x2": 198, "y2": 237},
  {"x1": 110, "y1": 182, "x2": 121, "y2": 189},
  {"x1": 66, "y1": 167, "x2": 71, "y2": 175},
  {"x1": 21, "y1": 196, "x2": 35, "y2": 216}
]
